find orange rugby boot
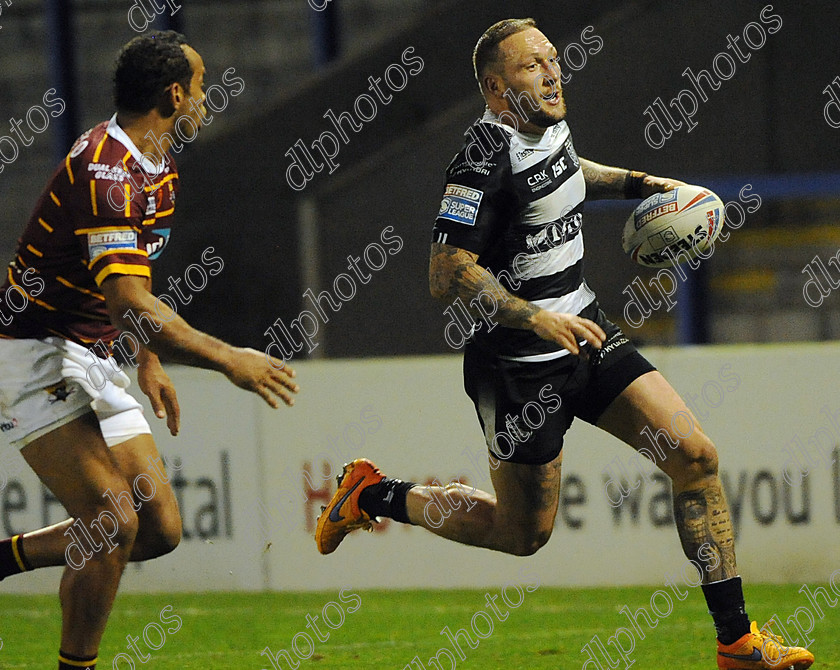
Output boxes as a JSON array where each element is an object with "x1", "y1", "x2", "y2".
[
  {"x1": 315, "y1": 458, "x2": 384, "y2": 555},
  {"x1": 717, "y1": 620, "x2": 814, "y2": 670}
]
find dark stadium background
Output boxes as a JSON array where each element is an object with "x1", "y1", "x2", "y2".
[
  {"x1": 1, "y1": 0, "x2": 839, "y2": 360},
  {"x1": 1, "y1": 5, "x2": 840, "y2": 669}
]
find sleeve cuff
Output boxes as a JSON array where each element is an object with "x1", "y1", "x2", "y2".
[{"x1": 94, "y1": 263, "x2": 151, "y2": 287}]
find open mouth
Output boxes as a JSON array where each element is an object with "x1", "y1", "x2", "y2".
[{"x1": 542, "y1": 90, "x2": 560, "y2": 105}]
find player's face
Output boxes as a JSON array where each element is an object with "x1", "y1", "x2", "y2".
[
  {"x1": 177, "y1": 45, "x2": 207, "y2": 131},
  {"x1": 497, "y1": 28, "x2": 566, "y2": 132}
]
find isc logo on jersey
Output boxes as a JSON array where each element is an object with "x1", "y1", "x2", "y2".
[
  {"x1": 438, "y1": 184, "x2": 483, "y2": 226},
  {"x1": 88, "y1": 230, "x2": 138, "y2": 261}
]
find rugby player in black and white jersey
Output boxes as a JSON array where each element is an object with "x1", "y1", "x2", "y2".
[{"x1": 317, "y1": 19, "x2": 813, "y2": 670}]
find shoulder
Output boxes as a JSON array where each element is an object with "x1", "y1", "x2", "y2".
[
  {"x1": 69, "y1": 122, "x2": 134, "y2": 195},
  {"x1": 68, "y1": 122, "x2": 125, "y2": 173},
  {"x1": 445, "y1": 119, "x2": 512, "y2": 183},
  {"x1": 63, "y1": 123, "x2": 141, "y2": 218}
]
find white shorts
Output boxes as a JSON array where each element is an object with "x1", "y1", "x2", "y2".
[{"x1": 0, "y1": 337, "x2": 151, "y2": 449}]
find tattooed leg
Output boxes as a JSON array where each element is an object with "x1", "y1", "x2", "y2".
[
  {"x1": 674, "y1": 480, "x2": 737, "y2": 583},
  {"x1": 404, "y1": 451, "x2": 563, "y2": 556}
]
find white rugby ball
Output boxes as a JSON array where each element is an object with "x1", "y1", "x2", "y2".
[{"x1": 622, "y1": 184, "x2": 724, "y2": 268}]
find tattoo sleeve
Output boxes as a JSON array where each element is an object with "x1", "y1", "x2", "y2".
[
  {"x1": 673, "y1": 482, "x2": 737, "y2": 583},
  {"x1": 580, "y1": 157, "x2": 632, "y2": 200},
  {"x1": 429, "y1": 242, "x2": 539, "y2": 331}
]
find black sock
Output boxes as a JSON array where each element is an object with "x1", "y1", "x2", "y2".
[
  {"x1": 702, "y1": 576, "x2": 751, "y2": 644},
  {"x1": 358, "y1": 477, "x2": 416, "y2": 524},
  {"x1": 0, "y1": 534, "x2": 32, "y2": 581},
  {"x1": 59, "y1": 650, "x2": 97, "y2": 669}
]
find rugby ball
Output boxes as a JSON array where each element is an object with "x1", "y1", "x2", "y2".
[{"x1": 622, "y1": 184, "x2": 724, "y2": 268}]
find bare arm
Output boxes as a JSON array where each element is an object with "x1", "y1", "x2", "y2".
[
  {"x1": 101, "y1": 275, "x2": 298, "y2": 407},
  {"x1": 429, "y1": 243, "x2": 605, "y2": 354},
  {"x1": 430, "y1": 242, "x2": 539, "y2": 330},
  {"x1": 580, "y1": 158, "x2": 633, "y2": 200},
  {"x1": 103, "y1": 275, "x2": 234, "y2": 369},
  {"x1": 579, "y1": 158, "x2": 686, "y2": 200}
]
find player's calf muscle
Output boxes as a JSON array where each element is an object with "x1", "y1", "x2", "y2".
[
  {"x1": 674, "y1": 482, "x2": 737, "y2": 581},
  {"x1": 483, "y1": 518, "x2": 554, "y2": 556},
  {"x1": 408, "y1": 485, "x2": 494, "y2": 537},
  {"x1": 406, "y1": 483, "x2": 554, "y2": 556}
]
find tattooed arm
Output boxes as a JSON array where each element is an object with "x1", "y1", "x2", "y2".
[
  {"x1": 579, "y1": 157, "x2": 685, "y2": 200},
  {"x1": 429, "y1": 242, "x2": 606, "y2": 355}
]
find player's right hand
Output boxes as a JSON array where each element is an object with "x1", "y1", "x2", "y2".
[
  {"x1": 531, "y1": 310, "x2": 606, "y2": 355},
  {"x1": 223, "y1": 347, "x2": 299, "y2": 408}
]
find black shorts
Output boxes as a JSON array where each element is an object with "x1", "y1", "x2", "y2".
[{"x1": 463, "y1": 304, "x2": 655, "y2": 465}]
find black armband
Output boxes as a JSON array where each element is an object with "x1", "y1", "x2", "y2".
[{"x1": 624, "y1": 170, "x2": 648, "y2": 199}]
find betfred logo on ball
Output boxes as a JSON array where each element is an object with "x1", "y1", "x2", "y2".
[
  {"x1": 632, "y1": 190, "x2": 678, "y2": 231},
  {"x1": 622, "y1": 185, "x2": 724, "y2": 268}
]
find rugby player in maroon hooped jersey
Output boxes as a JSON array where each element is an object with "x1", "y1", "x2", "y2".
[
  {"x1": 0, "y1": 32, "x2": 297, "y2": 669},
  {"x1": 317, "y1": 18, "x2": 813, "y2": 670}
]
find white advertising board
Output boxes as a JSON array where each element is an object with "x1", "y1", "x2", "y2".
[{"x1": 1, "y1": 344, "x2": 838, "y2": 593}]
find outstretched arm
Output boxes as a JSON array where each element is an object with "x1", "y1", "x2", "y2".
[
  {"x1": 579, "y1": 157, "x2": 685, "y2": 200},
  {"x1": 429, "y1": 242, "x2": 605, "y2": 355},
  {"x1": 101, "y1": 274, "x2": 298, "y2": 408}
]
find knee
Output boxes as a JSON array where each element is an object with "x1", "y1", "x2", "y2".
[
  {"x1": 115, "y1": 511, "x2": 141, "y2": 549},
  {"x1": 86, "y1": 507, "x2": 139, "y2": 561},
  {"x1": 142, "y1": 512, "x2": 182, "y2": 559},
  {"x1": 502, "y1": 528, "x2": 553, "y2": 557},
  {"x1": 679, "y1": 435, "x2": 719, "y2": 483},
  {"x1": 156, "y1": 514, "x2": 182, "y2": 556}
]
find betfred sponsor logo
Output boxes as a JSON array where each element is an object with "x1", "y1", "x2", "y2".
[
  {"x1": 444, "y1": 184, "x2": 482, "y2": 201},
  {"x1": 89, "y1": 231, "x2": 136, "y2": 245},
  {"x1": 438, "y1": 185, "x2": 483, "y2": 226},
  {"x1": 88, "y1": 229, "x2": 138, "y2": 262},
  {"x1": 635, "y1": 202, "x2": 678, "y2": 230}
]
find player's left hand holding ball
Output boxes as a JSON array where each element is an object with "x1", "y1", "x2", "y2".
[{"x1": 640, "y1": 175, "x2": 687, "y2": 198}]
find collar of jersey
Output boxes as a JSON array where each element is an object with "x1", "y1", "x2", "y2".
[
  {"x1": 106, "y1": 114, "x2": 167, "y2": 175},
  {"x1": 480, "y1": 107, "x2": 565, "y2": 150}
]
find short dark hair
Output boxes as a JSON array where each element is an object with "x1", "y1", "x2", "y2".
[
  {"x1": 473, "y1": 18, "x2": 537, "y2": 87},
  {"x1": 113, "y1": 30, "x2": 193, "y2": 116}
]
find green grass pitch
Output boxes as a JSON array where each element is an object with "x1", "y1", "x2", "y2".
[{"x1": 0, "y1": 585, "x2": 837, "y2": 668}]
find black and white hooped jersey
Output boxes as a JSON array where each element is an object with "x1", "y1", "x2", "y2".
[{"x1": 432, "y1": 108, "x2": 595, "y2": 361}]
